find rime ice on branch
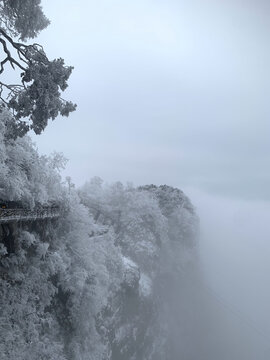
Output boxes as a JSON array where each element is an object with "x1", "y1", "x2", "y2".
[{"x1": 0, "y1": 0, "x2": 76, "y2": 138}]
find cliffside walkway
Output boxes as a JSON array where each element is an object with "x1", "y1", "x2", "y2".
[{"x1": 0, "y1": 207, "x2": 60, "y2": 223}]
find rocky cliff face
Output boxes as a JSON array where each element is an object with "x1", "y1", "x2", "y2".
[{"x1": 79, "y1": 181, "x2": 199, "y2": 360}]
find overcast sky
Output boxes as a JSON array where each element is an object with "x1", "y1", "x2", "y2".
[
  {"x1": 31, "y1": 0, "x2": 270, "y2": 200},
  {"x1": 30, "y1": 1, "x2": 270, "y2": 347}
]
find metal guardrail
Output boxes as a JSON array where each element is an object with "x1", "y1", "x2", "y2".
[{"x1": 0, "y1": 207, "x2": 60, "y2": 223}]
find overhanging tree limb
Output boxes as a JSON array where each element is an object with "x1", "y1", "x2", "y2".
[{"x1": 0, "y1": 1, "x2": 76, "y2": 138}]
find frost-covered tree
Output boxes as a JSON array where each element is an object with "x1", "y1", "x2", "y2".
[
  {"x1": 0, "y1": 0, "x2": 50, "y2": 40},
  {"x1": 0, "y1": 0, "x2": 76, "y2": 138},
  {"x1": 0, "y1": 132, "x2": 115, "y2": 359},
  {"x1": 0, "y1": 109, "x2": 67, "y2": 207}
]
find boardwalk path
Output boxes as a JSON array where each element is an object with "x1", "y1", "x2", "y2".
[{"x1": 0, "y1": 207, "x2": 60, "y2": 223}]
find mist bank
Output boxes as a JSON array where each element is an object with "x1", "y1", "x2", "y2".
[{"x1": 185, "y1": 187, "x2": 270, "y2": 358}]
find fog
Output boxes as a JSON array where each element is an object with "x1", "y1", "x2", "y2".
[
  {"x1": 29, "y1": 0, "x2": 270, "y2": 357},
  {"x1": 34, "y1": 0, "x2": 270, "y2": 199},
  {"x1": 185, "y1": 187, "x2": 270, "y2": 358}
]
